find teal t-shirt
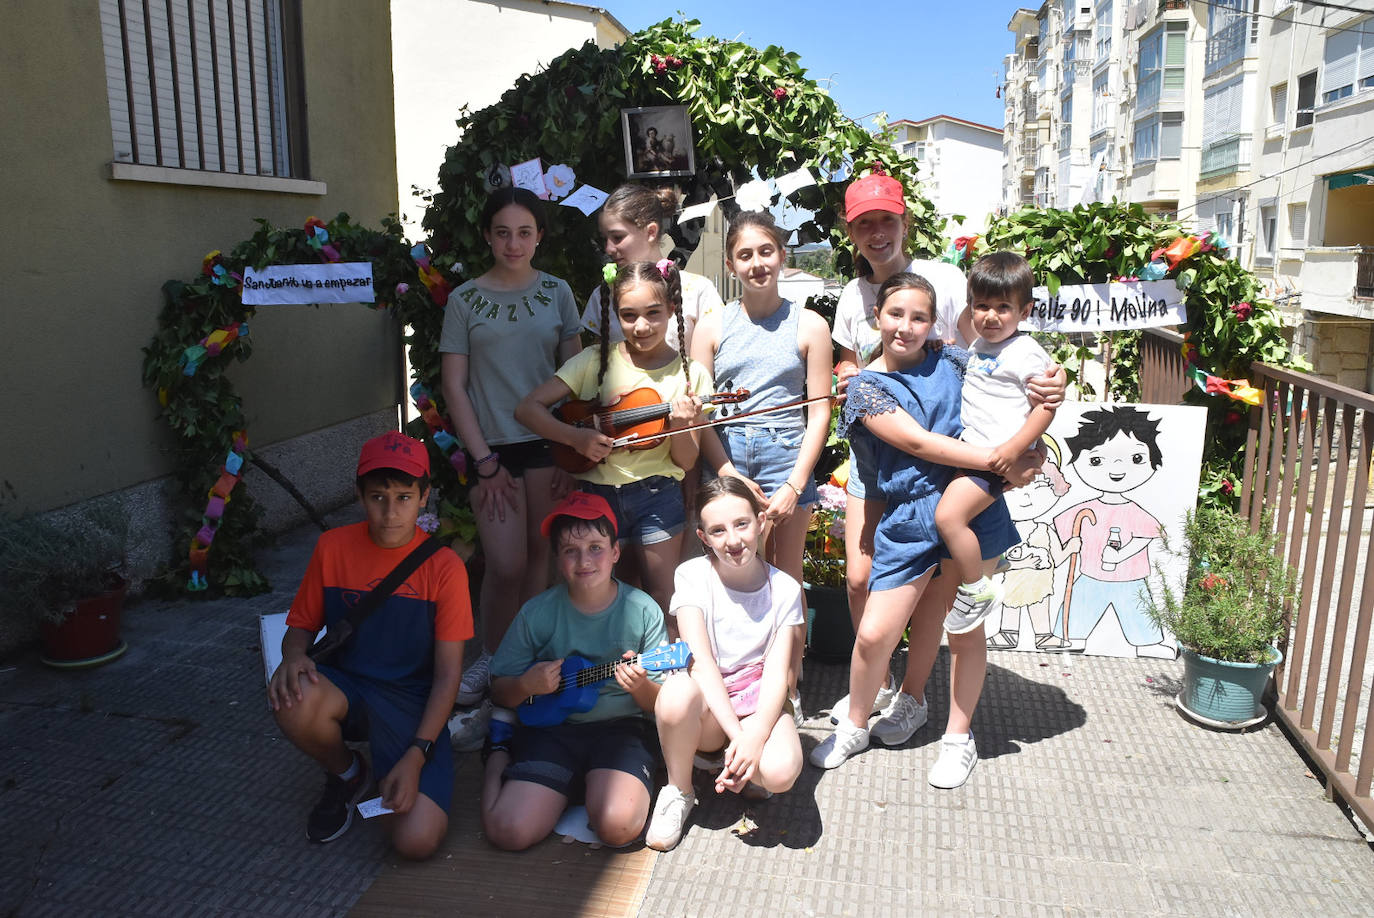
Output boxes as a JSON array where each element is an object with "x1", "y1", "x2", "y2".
[{"x1": 490, "y1": 581, "x2": 668, "y2": 723}]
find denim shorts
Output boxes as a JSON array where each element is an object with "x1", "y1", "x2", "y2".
[
  {"x1": 719, "y1": 424, "x2": 819, "y2": 506},
  {"x1": 582, "y1": 475, "x2": 685, "y2": 545},
  {"x1": 844, "y1": 432, "x2": 882, "y2": 501},
  {"x1": 504, "y1": 717, "x2": 659, "y2": 798}
]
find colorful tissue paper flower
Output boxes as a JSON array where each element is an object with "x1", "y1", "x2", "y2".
[
  {"x1": 211, "y1": 471, "x2": 238, "y2": 498},
  {"x1": 543, "y1": 164, "x2": 576, "y2": 201},
  {"x1": 448, "y1": 451, "x2": 467, "y2": 479},
  {"x1": 180, "y1": 345, "x2": 208, "y2": 376},
  {"x1": 201, "y1": 250, "x2": 223, "y2": 276},
  {"x1": 1231, "y1": 301, "x2": 1253, "y2": 321},
  {"x1": 433, "y1": 430, "x2": 458, "y2": 452},
  {"x1": 1229, "y1": 383, "x2": 1262, "y2": 406},
  {"x1": 1137, "y1": 259, "x2": 1167, "y2": 281},
  {"x1": 304, "y1": 216, "x2": 327, "y2": 234},
  {"x1": 187, "y1": 570, "x2": 208, "y2": 591},
  {"x1": 320, "y1": 244, "x2": 340, "y2": 263},
  {"x1": 396, "y1": 282, "x2": 409, "y2": 296},
  {"x1": 734, "y1": 179, "x2": 775, "y2": 213}
]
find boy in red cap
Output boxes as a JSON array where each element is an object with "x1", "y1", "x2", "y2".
[
  {"x1": 269, "y1": 431, "x2": 472, "y2": 859},
  {"x1": 480, "y1": 491, "x2": 667, "y2": 851}
]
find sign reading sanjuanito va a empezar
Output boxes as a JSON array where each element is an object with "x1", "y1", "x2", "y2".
[
  {"x1": 1023, "y1": 280, "x2": 1185, "y2": 334},
  {"x1": 241, "y1": 263, "x2": 375, "y2": 306}
]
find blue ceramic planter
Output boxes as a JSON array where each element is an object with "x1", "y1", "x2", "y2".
[{"x1": 1178, "y1": 645, "x2": 1282, "y2": 727}]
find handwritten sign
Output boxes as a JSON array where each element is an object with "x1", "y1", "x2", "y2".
[
  {"x1": 242, "y1": 263, "x2": 374, "y2": 305},
  {"x1": 510, "y1": 157, "x2": 548, "y2": 199},
  {"x1": 1024, "y1": 280, "x2": 1185, "y2": 334}
]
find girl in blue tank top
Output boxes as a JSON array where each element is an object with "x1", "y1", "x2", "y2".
[
  {"x1": 809, "y1": 273, "x2": 1052, "y2": 789},
  {"x1": 690, "y1": 211, "x2": 834, "y2": 709}
]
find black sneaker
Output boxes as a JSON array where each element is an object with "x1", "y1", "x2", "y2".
[{"x1": 307, "y1": 755, "x2": 370, "y2": 843}]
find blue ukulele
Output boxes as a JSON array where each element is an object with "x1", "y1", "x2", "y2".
[{"x1": 517, "y1": 641, "x2": 693, "y2": 727}]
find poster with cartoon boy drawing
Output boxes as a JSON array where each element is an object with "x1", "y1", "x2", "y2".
[{"x1": 987, "y1": 403, "x2": 1207, "y2": 659}]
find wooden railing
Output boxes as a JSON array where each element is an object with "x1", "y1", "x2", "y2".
[{"x1": 1139, "y1": 327, "x2": 1374, "y2": 830}]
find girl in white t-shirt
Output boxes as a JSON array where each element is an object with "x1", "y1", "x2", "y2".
[
  {"x1": 580, "y1": 184, "x2": 724, "y2": 351},
  {"x1": 644, "y1": 476, "x2": 805, "y2": 852}
]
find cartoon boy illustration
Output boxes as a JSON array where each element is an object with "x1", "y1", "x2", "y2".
[
  {"x1": 988, "y1": 436, "x2": 1078, "y2": 651},
  {"x1": 1045, "y1": 407, "x2": 1175, "y2": 659}
]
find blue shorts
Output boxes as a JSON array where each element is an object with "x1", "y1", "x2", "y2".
[
  {"x1": 317, "y1": 665, "x2": 454, "y2": 812},
  {"x1": 583, "y1": 476, "x2": 685, "y2": 545},
  {"x1": 503, "y1": 717, "x2": 658, "y2": 799},
  {"x1": 870, "y1": 493, "x2": 1019, "y2": 593},
  {"x1": 845, "y1": 433, "x2": 882, "y2": 501},
  {"x1": 719, "y1": 424, "x2": 819, "y2": 506}
]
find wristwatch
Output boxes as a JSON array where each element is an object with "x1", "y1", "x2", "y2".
[{"x1": 409, "y1": 737, "x2": 435, "y2": 762}]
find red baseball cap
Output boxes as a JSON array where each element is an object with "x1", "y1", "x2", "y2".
[
  {"x1": 356, "y1": 431, "x2": 430, "y2": 478},
  {"x1": 540, "y1": 491, "x2": 618, "y2": 537},
  {"x1": 845, "y1": 173, "x2": 906, "y2": 222}
]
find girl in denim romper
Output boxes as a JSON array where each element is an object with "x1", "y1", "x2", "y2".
[{"x1": 690, "y1": 211, "x2": 834, "y2": 706}]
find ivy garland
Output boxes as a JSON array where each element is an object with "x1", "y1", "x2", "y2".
[
  {"x1": 143, "y1": 214, "x2": 436, "y2": 595},
  {"x1": 982, "y1": 201, "x2": 1305, "y2": 510},
  {"x1": 143, "y1": 20, "x2": 949, "y2": 594}
]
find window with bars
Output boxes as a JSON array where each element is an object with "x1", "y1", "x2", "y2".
[
  {"x1": 100, "y1": 0, "x2": 305, "y2": 178},
  {"x1": 1295, "y1": 70, "x2": 1317, "y2": 127}
]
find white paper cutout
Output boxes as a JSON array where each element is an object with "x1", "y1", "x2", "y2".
[
  {"x1": 677, "y1": 199, "x2": 718, "y2": 223},
  {"x1": 510, "y1": 157, "x2": 548, "y2": 199},
  {"x1": 559, "y1": 184, "x2": 610, "y2": 216},
  {"x1": 775, "y1": 166, "x2": 818, "y2": 197}
]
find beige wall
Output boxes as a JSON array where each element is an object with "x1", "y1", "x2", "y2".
[
  {"x1": 0, "y1": 0, "x2": 400, "y2": 516},
  {"x1": 1322, "y1": 184, "x2": 1374, "y2": 247}
]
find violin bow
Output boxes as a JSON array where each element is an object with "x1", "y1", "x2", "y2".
[{"x1": 608, "y1": 393, "x2": 836, "y2": 448}]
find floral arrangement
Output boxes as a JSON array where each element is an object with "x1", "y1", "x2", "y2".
[
  {"x1": 1141, "y1": 506, "x2": 1297, "y2": 664},
  {"x1": 803, "y1": 481, "x2": 847, "y2": 589}
]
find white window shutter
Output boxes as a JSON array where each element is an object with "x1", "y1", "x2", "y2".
[{"x1": 1323, "y1": 29, "x2": 1359, "y2": 96}]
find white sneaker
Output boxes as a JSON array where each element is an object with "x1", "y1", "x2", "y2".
[
  {"x1": 829, "y1": 675, "x2": 897, "y2": 725},
  {"x1": 928, "y1": 733, "x2": 978, "y2": 788},
  {"x1": 456, "y1": 650, "x2": 491, "y2": 705},
  {"x1": 944, "y1": 578, "x2": 1003, "y2": 635},
  {"x1": 448, "y1": 699, "x2": 493, "y2": 753},
  {"x1": 808, "y1": 720, "x2": 870, "y2": 770},
  {"x1": 870, "y1": 692, "x2": 928, "y2": 746},
  {"x1": 645, "y1": 785, "x2": 697, "y2": 851}
]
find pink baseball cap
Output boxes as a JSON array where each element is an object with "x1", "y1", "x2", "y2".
[
  {"x1": 845, "y1": 173, "x2": 906, "y2": 222},
  {"x1": 540, "y1": 491, "x2": 618, "y2": 537},
  {"x1": 356, "y1": 431, "x2": 430, "y2": 478}
]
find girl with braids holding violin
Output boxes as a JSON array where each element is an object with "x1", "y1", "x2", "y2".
[{"x1": 516, "y1": 260, "x2": 715, "y2": 622}]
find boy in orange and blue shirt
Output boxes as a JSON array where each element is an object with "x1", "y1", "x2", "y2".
[{"x1": 269, "y1": 432, "x2": 472, "y2": 860}]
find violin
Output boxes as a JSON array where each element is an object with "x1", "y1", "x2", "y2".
[{"x1": 553, "y1": 386, "x2": 750, "y2": 473}]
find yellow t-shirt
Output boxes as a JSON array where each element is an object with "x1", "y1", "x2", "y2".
[{"x1": 555, "y1": 346, "x2": 715, "y2": 486}]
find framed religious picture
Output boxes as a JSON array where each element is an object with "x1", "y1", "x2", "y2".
[{"x1": 621, "y1": 105, "x2": 696, "y2": 179}]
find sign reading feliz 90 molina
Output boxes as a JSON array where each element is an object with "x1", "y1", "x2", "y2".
[{"x1": 1022, "y1": 280, "x2": 1185, "y2": 334}]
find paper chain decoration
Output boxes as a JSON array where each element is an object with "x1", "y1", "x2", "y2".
[
  {"x1": 1127, "y1": 231, "x2": 1230, "y2": 282},
  {"x1": 180, "y1": 322, "x2": 249, "y2": 377},
  {"x1": 1182, "y1": 339, "x2": 1261, "y2": 407},
  {"x1": 410, "y1": 244, "x2": 453, "y2": 306},
  {"x1": 187, "y1": 431, "x2": 249, "y2": 591},
  {"x1": 411, "y1": 382, "x2": 467, "y2": 482}
]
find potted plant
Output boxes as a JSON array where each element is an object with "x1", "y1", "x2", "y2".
[
  {"x1": 1142, "y1": 505, "x2": 1298, "y2": 728},
  {"x1": 0, "y1": 499, "x2": 130, "y2": 668},
  {"x1": 803, "y1": 480, "x2": 853, "y2": 663}
]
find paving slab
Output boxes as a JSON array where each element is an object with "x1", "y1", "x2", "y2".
[{"x1": 1, "y1": 511, "x2": 1371, "y2": 917}]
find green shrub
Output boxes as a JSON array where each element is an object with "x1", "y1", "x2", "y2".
[{"x1": 1142, "y1": 506, "x2": 1297, "y2": 663}]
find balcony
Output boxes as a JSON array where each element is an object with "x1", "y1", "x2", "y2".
[
  {"x1": 1205, "y1": 17, "x2": 1246, "y2": 76},
  {"x1": 1200, "y1": 136, "x2": 1244, "y2": 178},
  {"x1": 1299, "y1": 246, "x2": 1374, "y2": 319}
]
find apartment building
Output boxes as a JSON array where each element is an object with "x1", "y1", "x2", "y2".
[
  {"x1": 890, "y1": 116, "x2": 1005, "y2": 234},
  {"x1": 1003, "y1": 0, "x2": 1374, "y2": 392}
]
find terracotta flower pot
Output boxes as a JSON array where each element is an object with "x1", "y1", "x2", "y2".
[{"x1": 39, "y1": 578, "x2": 128, "y2": 668}]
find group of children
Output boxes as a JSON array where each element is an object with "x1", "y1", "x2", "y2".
[{"x1": 268, "y1": 172, "x2": 1065, "y2": 859}]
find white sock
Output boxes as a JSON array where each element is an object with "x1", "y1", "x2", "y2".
[
  {"x1": 943, "y1": 733, "x2": 971, "y2": 745},
  {"x1": 960, "y1": 575, "x2": 990, "y2": 593},
  {"x1": 336, "y1": 754, "x2": 360, "y2": 781}
]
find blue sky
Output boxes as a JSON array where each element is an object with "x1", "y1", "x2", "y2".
[{"x1": 615, "y1": 3, "x2": 1016, "y2": 131}]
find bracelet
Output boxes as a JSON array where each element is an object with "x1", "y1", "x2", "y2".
[
  {"x1": 476, "y1": 463, "x2": 501, "y2": 480},
  {"x1": 475, "y1": 452, "x2": 500, "y2": 467},
  {"x1": 785, "y1": 481, "x2": 803, "y2": 498}
]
